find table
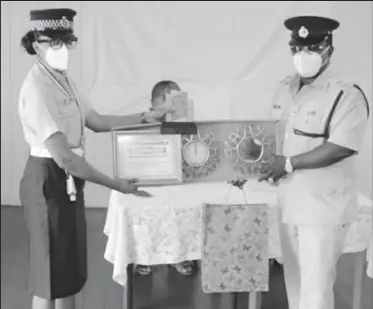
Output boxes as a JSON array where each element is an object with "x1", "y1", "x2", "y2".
[{"x1": 104, "y1": 181, "x2": 373, "y2": 309}]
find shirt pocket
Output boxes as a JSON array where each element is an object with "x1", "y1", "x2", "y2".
[
  {"x1": 293, "y1": 108, "x2": 324, "y2": 134},
  {"x1": 56, "y1": 98, "x2": 80, "y2": 119},
  {"x1": 288, "y1": 109, "x2": 325, "y2": 153}
]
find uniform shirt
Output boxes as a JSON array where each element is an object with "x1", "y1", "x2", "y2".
[
  {"x1": 19, "y1": 62, "x2": 91, "y2": 156},
  {"x1": 270, "y1": 70, "x2": 369, "y2": 225}
]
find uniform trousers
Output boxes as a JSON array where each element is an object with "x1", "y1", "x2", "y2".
[{"x1": 280, "y1": 223, "x2": 349, "y2": 309}]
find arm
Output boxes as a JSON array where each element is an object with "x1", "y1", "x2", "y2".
[
  {"x1": 67, "y1": 79, "x2": 144, "y2": 133},
  {"x1": 291, "y1": 142, "x2": 356, "y2": 170},
  {"x1": 22, "y1": 86, "x2": 121, "y2": 191},
  {"x1": 85, "y1": 109, "x2": 144, "y2": 133},
  {"x1": 85, "y1": 107, "x2": 174, "y2": 133},
  {"x1": 44, "y1": 132, "x2": 120, "y2": 190},
  {"x1": 291, "y1": 87, "x2": 369, "y2": 170}
]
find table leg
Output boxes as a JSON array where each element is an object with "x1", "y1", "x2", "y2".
[
  {"x1": 248, "y1": 292, "x2": 262, "y2": 309},
  {"x1": 352, "y1": 250, "x2": 366, "y2": 309},
  {"x1": 123, "y1": 264, "x2": 134, "y2": 309}
]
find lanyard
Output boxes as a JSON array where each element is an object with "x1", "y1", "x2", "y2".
[
  {"x1": 38, "y1": 61, "x2": 85, "y2": 202},
  {"x1": 38, "y1": 61, "x2": 85, "y2": 157}
]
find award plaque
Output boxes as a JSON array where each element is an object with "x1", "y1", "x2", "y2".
[
  {"x1": 112, "y1": 120, "x2": 277, "y2": 185},
  {"x1": 112, "y1": 130, "x2": 183, "y2": 185}
]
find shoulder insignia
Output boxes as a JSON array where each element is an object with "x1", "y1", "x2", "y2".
[
  {"x1": 332, "y1": 76, "x2": 355, "y2": 89},
  {"x1": 338, "y1": 80, "x2": 364, "y2": 95},
  {"x1": 280, "y1": 75, "x2": 294, "y2": 86},
  {"x1": 335, "y1": 79, "x2": 351, "y2": 87}
]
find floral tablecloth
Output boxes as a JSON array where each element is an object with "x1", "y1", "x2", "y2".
[{"x1": 103, "y1": 181, "x2": 373, "y2": 286}]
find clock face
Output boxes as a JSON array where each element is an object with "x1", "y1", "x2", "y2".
[
  {"x1": 237, "y1": 137, "x2": 264, "y2": 163},
  {"x1": 183, "y1": 140, "x2": 210, "y2": 167}
]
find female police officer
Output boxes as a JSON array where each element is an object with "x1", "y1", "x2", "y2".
[{"x1": 19, "y1": 8, "x2": 172, "y2": 309}]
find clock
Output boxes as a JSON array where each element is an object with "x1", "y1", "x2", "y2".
[
  {"x1": 182, "y1": 132, "x2": 220, "y2": 180},
  {"x1": 183, "y1": 140, "x2": 210, "y2": 167}
]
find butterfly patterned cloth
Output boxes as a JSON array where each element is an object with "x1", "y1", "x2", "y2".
[{"x1": 201, "y1": 203, "x2": 270, "y2": 293}]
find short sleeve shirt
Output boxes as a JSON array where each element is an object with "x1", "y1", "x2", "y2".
[
  {"x1": 270, "y1": 70, "x2": 369, "y2": 225},
  {"x1": 19, "y1": 62, "x2": 92, "y2": 150}
]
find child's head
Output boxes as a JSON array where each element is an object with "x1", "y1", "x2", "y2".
[{"x1": 150, "y1": 80, "x2": 181, "y2": 109}]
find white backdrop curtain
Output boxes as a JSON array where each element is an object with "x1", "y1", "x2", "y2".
[{"x1": 1, "y1": 1, "x2": 372, "y2": 207}]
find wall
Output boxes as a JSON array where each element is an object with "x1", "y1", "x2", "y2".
[{"x1": 1, "y1": 1, "x2": 372, "y2": 207}]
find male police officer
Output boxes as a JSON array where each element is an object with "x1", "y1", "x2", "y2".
[{"x1": 260, "y1": 16, "x2": 370, "y2": 309}]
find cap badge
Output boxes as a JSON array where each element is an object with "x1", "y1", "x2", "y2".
[
  {"x1": 298, "y1": 26, "x2": 309, "y2": 38},
  {"x1": 61, "y1": 16, "x2": 69, "y2": 29}
]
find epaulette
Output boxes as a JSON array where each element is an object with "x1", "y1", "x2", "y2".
[
  {"x1": 335, "y1": 79, "x2": 352, "y2": 88},
  {"x1": 333, "y1": 79, "x2": 370, "y2": 117},
  {"x1": 280, "y1": 75, "x2": 294, "y2": 86},
  {"x1": 331, "y1": 75, "x2": 357, "y2": 91}
]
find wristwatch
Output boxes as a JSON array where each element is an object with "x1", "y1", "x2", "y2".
[{"x1": 285, "y1": 157, "x2": 294, "y2": 174}]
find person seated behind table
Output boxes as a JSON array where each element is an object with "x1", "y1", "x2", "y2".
[{"x1": 135, "y1": 80, "x2": 196, "y2": 276}]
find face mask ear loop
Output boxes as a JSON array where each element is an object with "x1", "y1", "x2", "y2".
[
  {"x1": 35, "y1": 41, "x2": 42, "y2": 51},
  {"x1": 34, "y1": 41, "x2": 46, "y2": 61},
  {"x1": 319, "y1": 46, "x2": 331, "y2": 68}
]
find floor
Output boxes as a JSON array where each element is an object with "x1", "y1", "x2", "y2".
[{"x1": 1, "y1": 206, "x2": 372, "y2": 309}]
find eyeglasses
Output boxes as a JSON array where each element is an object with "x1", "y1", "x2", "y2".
[
  {"x1": 37, "y1": 38, "x2": 77, "y2": 50},
  {"x1": 290, "y1": 44, "x2": 327, "y2": 54}
]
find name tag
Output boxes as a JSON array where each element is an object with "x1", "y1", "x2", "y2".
[{"x1": 273, "y1": 105, "x2": 282, "y2": 109}]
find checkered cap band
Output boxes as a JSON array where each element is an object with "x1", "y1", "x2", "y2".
[{"x1": 31, "y1": 17, "x2": 74, "y2": 31}]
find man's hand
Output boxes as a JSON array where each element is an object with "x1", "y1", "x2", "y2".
[
  {"x1": 144, "y1": 107, "x2": 175, "y2": 123},
  {"x1": 258, "y1": 155, "x2": 287, "y2": 183},
  {"x1": 227, "y1": 178, "x2": 248, "y2": 190}
]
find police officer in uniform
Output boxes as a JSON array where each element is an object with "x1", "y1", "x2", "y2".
[
  {"x1": 259, "y1": 16, "x2": 370, "y2": 309},
  {"x1": 19, "y1": 8, "x2": 172, "y2": 309}
]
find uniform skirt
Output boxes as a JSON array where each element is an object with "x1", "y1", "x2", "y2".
[{"x1": 20, "y1": 156, "x2": 87, "y2": 300}]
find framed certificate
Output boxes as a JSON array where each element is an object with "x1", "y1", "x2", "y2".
[{"x1": 112, "y1": 131, "x2": 183, "y2": 186}]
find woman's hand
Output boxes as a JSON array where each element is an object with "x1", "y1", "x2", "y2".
[
  {"x1": 115, "y1": 178, "x2": 153, "y2": 197},
  {"x1": 133, "y1": 190, "x2": 153, "y2": 197},
  {"x1": 144, "y1": 106, "x2": 175, "y2": 123},
  {"x1": 116, "y1": 178, "x2": 139, "y2": 194}
]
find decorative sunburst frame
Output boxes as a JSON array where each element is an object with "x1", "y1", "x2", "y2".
[
  {"x1": 182, "y1": 131, "x2": 221, "y2": 179},
  {"x1": 224, "y1": 124, "x2": 275, "y2": 176}
]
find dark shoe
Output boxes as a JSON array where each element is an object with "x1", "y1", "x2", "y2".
[
  {"x1": 135, "y1": 264, "x2": 152, "y2": 275},
  {"x1": 269, "y1": 258, "x2": 283, "y2": 270},
  {"x1": 174, "y1": 260, "x2": 196, "y2": 276}
]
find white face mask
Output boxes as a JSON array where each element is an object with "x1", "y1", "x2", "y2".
[
  {"x1": 292, "y1": 48, "x2": 329, "y2": 78},
  {"x1": 38, "y1": 43, "x2": 69, "y2": 71}
]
